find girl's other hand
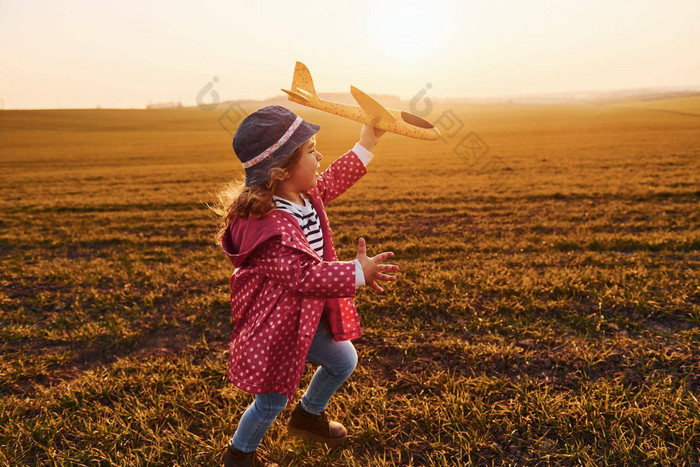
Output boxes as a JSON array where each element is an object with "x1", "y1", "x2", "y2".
[
  {"x1": 356, "y1": 237, "x2": 399, "y2": 293},
  {"x1": 359, "y1": 117, "x2": 386, "y2": 153}
]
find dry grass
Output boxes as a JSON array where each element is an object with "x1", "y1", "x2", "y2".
[{"x1": 1, "y1": 98, "x2": 698, "y2": 466}]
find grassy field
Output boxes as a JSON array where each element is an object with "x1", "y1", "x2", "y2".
[{"x1": 1, "y1": 97, "x2": 698, "y2": 466}]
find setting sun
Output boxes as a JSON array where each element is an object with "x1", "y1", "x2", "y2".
[
  {"x1": 1, "y1": 0, "x2": 697, "y2": 108},
  {"x1": 365, "y1": 0, "x2": 453, "y2": 60}
]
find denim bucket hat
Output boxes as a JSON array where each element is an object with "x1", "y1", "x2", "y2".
[{"x1": 233, "y1": 105, "x2": 320, "y2": 186}]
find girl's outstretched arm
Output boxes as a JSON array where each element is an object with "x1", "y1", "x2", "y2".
[{"x1": 251, "y1": 237, "x2": 357, "y2": 299}]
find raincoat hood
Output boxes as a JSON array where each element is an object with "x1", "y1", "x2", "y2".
[{"x1": 222, "y1": 214, "x2": 281, "y2": 269}]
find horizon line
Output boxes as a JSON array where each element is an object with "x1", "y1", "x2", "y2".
[{"x1": 3, "y1": 85, "x2": 699, "y2": 111}]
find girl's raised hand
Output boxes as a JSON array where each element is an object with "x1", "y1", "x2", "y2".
[
  {"x1": 356, "y1": 237, "x2": 399, "y2": 293},
  {"x1": 359, "y1": 117, "x2": 386, "y2": 153}
]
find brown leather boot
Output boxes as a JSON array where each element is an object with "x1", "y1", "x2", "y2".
[
  {"x1": 222, "y1": 445, "x2": 278, "y2": 467},
  {"x1": 287, "y1": 403, "x2": 348, "y2": 447}
]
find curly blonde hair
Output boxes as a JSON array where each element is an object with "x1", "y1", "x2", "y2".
[{"x1": 211, "y1": 146, "x2": 304, "y2": 247}]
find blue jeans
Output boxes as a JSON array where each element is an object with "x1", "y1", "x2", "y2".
[{"x1": 230, "y1": 319, "x2": 357, "y2": 452}]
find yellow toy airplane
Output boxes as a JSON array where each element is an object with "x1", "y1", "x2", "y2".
[{"x1": 281, "y1": 61, "x2": 441, "y2": 141}]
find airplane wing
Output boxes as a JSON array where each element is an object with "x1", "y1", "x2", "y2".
[{"x1": 350, "y1": 86, "x2": 397, "y2": 122}]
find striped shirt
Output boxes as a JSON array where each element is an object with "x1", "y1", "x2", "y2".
[{"x1": 273, "y1": 195, "x2": 324, "y2": 257}]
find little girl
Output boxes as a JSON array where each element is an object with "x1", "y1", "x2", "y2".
[{"x1": 214, "y1": 105, "x2": 399, "y2": 466}]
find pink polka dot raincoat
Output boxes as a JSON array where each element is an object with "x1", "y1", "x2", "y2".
[{"x1": 221, "y1": 150, "x2": 368, "y2": 401}]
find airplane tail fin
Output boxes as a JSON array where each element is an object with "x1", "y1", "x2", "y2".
[{"x1": 281, "y1": 61, "x2": 318, "y2": 105}]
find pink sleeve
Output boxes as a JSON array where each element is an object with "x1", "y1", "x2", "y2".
[
  {"x1": 312, "y1": 151, "x2": 368, "y2": 204},
  {"x1": 250, "y1": 238, "x2": 357, "y2": 298}
]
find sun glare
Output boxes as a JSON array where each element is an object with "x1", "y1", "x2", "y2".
[{"x1": 365, "y1": 0, "x2": 451, "y2": 60}]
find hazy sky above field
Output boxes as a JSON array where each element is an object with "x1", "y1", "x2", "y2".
[{"x1": 1, "y1": 0, "x2": 698, "y2": 109}]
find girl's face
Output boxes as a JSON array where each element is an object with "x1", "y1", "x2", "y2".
[{"x1": 285, "y1": 137, "x2": 323, "y2": 192}]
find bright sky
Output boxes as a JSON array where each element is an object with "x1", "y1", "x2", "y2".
[{"x1": 1, "y1": 0, "x2": 698, "y2": 109}]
